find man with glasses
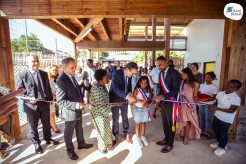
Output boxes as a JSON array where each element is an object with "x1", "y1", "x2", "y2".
[
  {"x1": 56, "y1": 57, "x2": 93, "y2": 160},
  {"x1": 109, "y1": 62, "x2": 138, "y2": 145}
]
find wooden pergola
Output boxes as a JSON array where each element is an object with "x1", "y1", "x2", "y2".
[{"x1": 0, "y1": 0, "x2": 245, "y2": 141}]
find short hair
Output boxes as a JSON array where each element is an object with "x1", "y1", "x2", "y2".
[
  {"x1": 61, "y1": 57, "x2": 75, "y2": 67},
  {"x1": 87, "y1": 59, "x2": 93, "y2": 63},
  {"x1": 124, "y1": 62, "x2": 138, "y2": 71},
  {"x1": 228, "y1": 79, "x2": 242, "y2": 89},
  {"x1": 205, "y1": 71, "x2": 216, "y2": 80},
  {"x1": 108, "y1": 61, "x2": 112, "y2": 64},
  {"x1": 190, "y1": 62, "x2": 199, "y2": 70},
  {"x1": 94, "y1": 69, "x2": 107, "y2": 81},
  {"x1": 156, "y1": 56, "x2": 167, "y2": 62},
  {"x1": 168, "y1": 59, "x2": 174, "y2": 65}
]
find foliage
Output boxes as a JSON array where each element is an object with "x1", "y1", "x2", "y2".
[
  {"x1": 92, "y1": 51, "x2": 109, "y2": 60},
  {"x1": 132, "y1": 51, "x2": 147, "y2": 64},
  {"x1": 11, "y1": 33, "x2": 44, "y2": 53}
]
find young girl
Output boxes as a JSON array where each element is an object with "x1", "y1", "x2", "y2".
[
  {"x1": 132, "y1": 76, "x2": 153, "y2": 148},
  {"x1": 176, "y1": 67, "x2": 201, "y2": 145},
  {"x1": 199, "y1": 71, "x2": 218, "y2": 138}
]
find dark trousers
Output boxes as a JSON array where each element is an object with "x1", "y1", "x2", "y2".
[
  {"x1": 161, "y1": 102, "x2": 175, "y2": 146},
  {"x1": 111, "y1": 104, "x2": 129, "y2": 136},
  {"x1": 26, "y1": 102, "x2": 51, "y2": 145},
  {"x1": 212, "y1": 116, "x2": 231, "y2": 149},
  {"x1": 64, "y1": 118, "x2": 85, "y2": 152}
]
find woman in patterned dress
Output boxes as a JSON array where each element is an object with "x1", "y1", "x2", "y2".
[{"x1": 90, "y1": 69, "x2": 114, "y2": 154}]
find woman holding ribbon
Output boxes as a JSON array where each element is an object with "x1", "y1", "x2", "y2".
[
  {"x1": 176, "y1": 67, "x2": 201, "y2": 145},
  {"x1": 132, "y1": 76, "x2": 153, "y2": 148},
  {"x1": 89, "y1": 69, "x2": 114, "y2": 154}
]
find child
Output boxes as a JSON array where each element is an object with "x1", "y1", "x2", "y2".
[
  {"x1": 199, "y1": 72, "x2": 218, "y2": 138},
  {"x1": 132, "y1": 76, "x2": 153, "y2": 148},
  {"x1": 209, "y1": 79, "x2": 242, "y2": 156}
]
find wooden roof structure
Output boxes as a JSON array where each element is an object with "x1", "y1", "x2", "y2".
[{"x1": 0, "y1": 0, "x2": 235, "y2": 52}]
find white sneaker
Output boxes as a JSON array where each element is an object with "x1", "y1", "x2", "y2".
[
  {"x1": 137, "y1": 138, "x2": 144, "y2": 148},
  {"x1": 210, "y1": 142, "x2": 227, "y2": 149},
  {"x1": 141, "y1": 136, "x2": 149, "y2": 146},
  {"x1": 214, "y1": 148, "x2": 226, "y2": 156},
  {"x1": 210, "y1": 142, "x2": 218, "y2": 148}
]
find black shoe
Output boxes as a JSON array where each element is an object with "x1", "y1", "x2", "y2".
[
  {"x1": 161, "y1": 145, "x2": 173, "y2": 153},
  {"x1": 201, "y1": 132, "x2": 209, "y2": 139},
  {"x1": 46, "y1": 139, "x2": 60, "y2": 145},
  {"x1": 78, "y1": 143, "x2": 93, "y2": 149},
  {"x1": 67, "y1": 151, "x2": 79, "y2": 160},
  {"x1": 35, "y1": 145, "x2": 43, "y2": 154},
  {"x1": 112, "y1": 136, "x2": 118, "y2": 147},
  {"x1": 156, "y1": 139, "x2": 168, "y2": 146}
]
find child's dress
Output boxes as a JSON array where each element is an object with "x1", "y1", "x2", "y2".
[{"x1": 133, "y1": 88, "x2": 150, "y2": 124}]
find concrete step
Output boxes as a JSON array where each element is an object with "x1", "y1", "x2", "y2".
[{"x1": 237, "y1": 105, "x2": 246, "y2": 142}]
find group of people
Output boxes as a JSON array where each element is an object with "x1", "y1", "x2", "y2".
[{"x1": 16, "y1": 55, "x2": 242, "y2": 161}]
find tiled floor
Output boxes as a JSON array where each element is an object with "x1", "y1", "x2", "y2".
[{"x1": 1, "y1": 105, "x2": 246, "y2": 164}]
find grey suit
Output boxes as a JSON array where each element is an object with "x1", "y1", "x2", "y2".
[
  {"x1": 16, "y1": 69, "x2": 53, "y2": 145},
  {"x1": 56, "y1": 71, "x2": 85, "y2": 152}
]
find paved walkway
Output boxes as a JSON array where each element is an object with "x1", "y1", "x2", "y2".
[{"x1": 1, "y1": 105, "x2": 246, "y2": 164}]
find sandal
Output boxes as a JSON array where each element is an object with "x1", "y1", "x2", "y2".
[
  {"x1": 183, "y1": 138, "x2": 189, "y2": 145},
  {"x1": 0, "y1": 151, "x2": 8, "y2": 159},
  {"x1": 175, "y1": 134, "x2": 181, "y2": 142}
]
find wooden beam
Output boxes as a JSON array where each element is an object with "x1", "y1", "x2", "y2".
[
  {"x1": 131, "y1": 22, "x2": 189, "y2": 27},
  {"x1": 129, "y1": 36, "x2": 187, "y2": 40},
  {"x1": 152, "y1": 18, "x2": 156, "y2": 41},
  {"x1": 119, "y1": 18, "x2": 123, "y2": 41},
  {"x1": 99, "y1": 20, "x2": 111, "y2": 40},
  {"x1": 35, "y1": 19, "x2": 74, "y2": 41},
  {"x1": 124, "y1": 19, "x2": 131, "y2": 41},
  {"x1": 75, "y1": 18, "x2": 103, "y2": 42},
  {"x1": 0, "y1": 0, "x2": 230, "y2": 19},
  {"x1": 164, "y1": 18, "x2": 171, "y2": 59},
  {"x1": 77, "y1": 41, "x2": 166, "y2": 51},
  {"x1": 74, "y1": 18, "x2": 97, "y2": 41},
  {"x1": 51, "y1": 19, "x2": 78, "y2": 36}
]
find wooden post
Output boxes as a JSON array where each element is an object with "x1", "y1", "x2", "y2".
[
  {"x1": 88, "y1": 49, "x2": 92, "y2": 59},
  {"x1": 0, "y1": 18, "x2": 15, "y2": 90},
  {"x1": 144, "y1": 24, "x2": 148, "y2": 67},
  {"x1": 164, "y1": 18, "x2": 171, "y2": 60},
  {"x1": 220, "y1": 19, "x2": 246, "y2": 142},
  {"x1": 0, "y1": 18, "x2": 21, "y2": 139},
  {"x1": 152, "y1": 18, "x2": 156, "y2": 66},
  {"x1": 74, "y1": 43, "x2": 78, "y2": 63}
]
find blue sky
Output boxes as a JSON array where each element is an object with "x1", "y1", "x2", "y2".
[{"x1": 9, "y1": 19, "x2": 74, "y2": 53}]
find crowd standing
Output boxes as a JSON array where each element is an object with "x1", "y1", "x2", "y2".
[{"x1": 14, "y1": 55, "x2": 242, "y2": 160}]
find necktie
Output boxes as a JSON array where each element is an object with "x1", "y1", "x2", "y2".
[
  {"x1": 125, "y1": 76, "x2": 128, "y2": 93},
  {"x1": 33, "y1": 72, "x2": 45, "y2": 100},
  {"x1": 71, "y1": 76, "x2": 82, "y2": 99}
]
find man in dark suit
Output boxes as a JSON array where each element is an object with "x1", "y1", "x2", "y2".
[
  {"x1": 56, "y1": 57, "x2": 93, "y2": 160},
  {"x1": 109, "y1": 62, "x2": 138, "y2": 144},
  {"x1": 16, "y1": 55, "x2": 59, "y2": 154},
  {"x1": 155, "y1": 56, "x2": 182, "y2": 153}
]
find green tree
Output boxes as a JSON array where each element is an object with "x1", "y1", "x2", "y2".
[
  {"x1": 11, "y1": 33, "x2": 44, "y2": 53},
  {"x1": 92, "y1": 51, "x2": 109, "y2": 60},
  {"x1": 132, "y1": 51, "x2": 145, "y2": 65}
]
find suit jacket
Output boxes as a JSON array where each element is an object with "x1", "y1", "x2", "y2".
[
  {"x1": 109, "y1": 69, "x2": 132, "y2": 103},
  {"x1": 15, "y1": 69, "x2": 53, "y2": 112},
  {"x1": 157, "y1": 67, "x2": 182, "y2": 100},
  {"x1": 56, "y1": 71, "x2": 83, "y2": 121}
]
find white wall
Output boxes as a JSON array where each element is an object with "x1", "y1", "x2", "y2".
[{"x1": 184, "y1": 19, "x2": 225, "y2": 87}]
